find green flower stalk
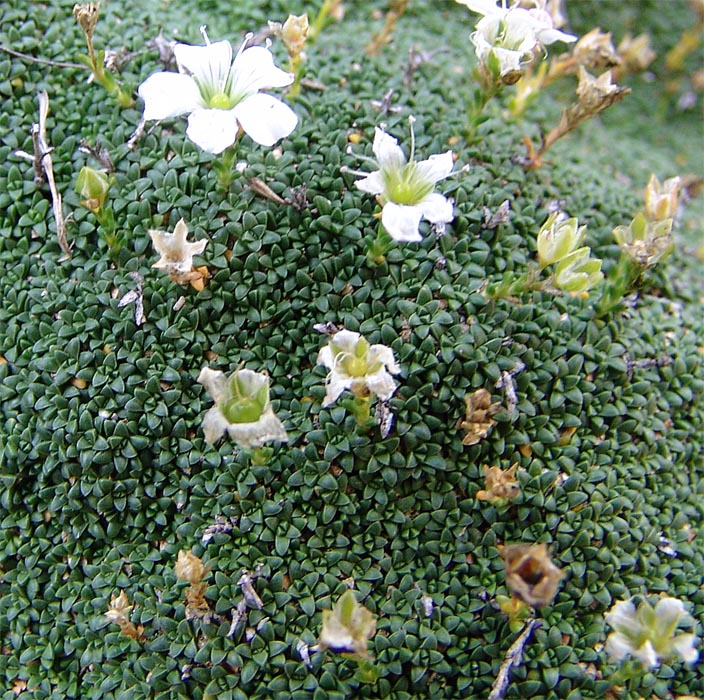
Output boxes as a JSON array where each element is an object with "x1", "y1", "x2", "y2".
[
  {"x1": 75, "y1": 165, "x2": 122, "y2": 260},
  {"x1": 599, "y1": 173, "x2": 680, "y2": 316},
  {"x1": 197, "y1": 367, "x2": 288, "y2": 459},
  {"x1": 73, "y1": 3, "x2": 133, "y2": 108}
]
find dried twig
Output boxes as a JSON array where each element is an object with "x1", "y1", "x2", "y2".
[
  {"x1": 488, "y1": 619, "x2": 542, "y2": 700},
  {"x1": 34, "y1": 92, "x2": 70, "y2": 257},
  {"x1": 0, "y1": 45, "x2": 84, "y2": 69}
]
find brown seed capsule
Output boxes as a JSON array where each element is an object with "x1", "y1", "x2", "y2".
[{"x1": 502, "y1": 543, "x2": 565, "y2": 608}]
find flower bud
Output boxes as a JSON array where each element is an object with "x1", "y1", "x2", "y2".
[
  {"x1": 73, "y1": 3, "x2": 100, "y2": 41},
  {"x1": 644, "y1": 173, "x2": 680, "y2": 221},
  {"x1": 76, "y1": 166, "x2": 111, "y2": 213},
  {"x1": 281, "y1": 13, "x2": 309, "y2": 57},
  {"x1": 536, "y1": 213, "x2": 586, "y2": 267},
  {"x1": 553, "y1": 247, "x2": 603, "y2": 293}
]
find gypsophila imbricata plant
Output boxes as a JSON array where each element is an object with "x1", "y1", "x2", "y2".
[
  {"x1": 599, "y1": 173, "x2": 681, "y2": 315},
  {"x1": 149, "y1": 218, "x2": 209, "y2": 291},
  {"x1": 488, "y1": 212, "x2": 603, "y2": 299},
  {"x1": 73, "y1": 3, "x2": 134, "y2": 108},
  {"x1": 317, "y1": 329, "x2": 400, "y2": 428},
  {"x1": 604, "y1": 596, "x2": 699, "y2": 698},
  {"x1": 456, "y1": 0, "x2": 575, "y2": 142},
  {"x1": 197, "y1": 366, "x2": 288, "y2": 464},
  {"x1": 138, "y1": 27, "x2": 297, "y2": 187},
  {"x1": 317, "y1": 589, "x2": 379, "y2": 683},
  {"x1": 345, "y1": 117, "x2": 455, "y2": 263}
]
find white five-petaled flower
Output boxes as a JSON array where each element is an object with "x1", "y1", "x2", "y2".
[
  {"x1": 138, "y1": 31, "x2": 297, "y2": 154},
  {"x1": 150, "y1": 218, "x2": 207, "y2": 279},
  {"x1": 352, "y1": 124, "x2": 454, "y2": 242},
  {"x1": 457, "y1": 0, "x2": 576, "y2": 82},
  {"x1": 317, "y1": 330, "x2": 400, "y2": 407},
  {"x1": 605, "y1": 597, "x2": 699, "y2": 669},
  {"x1": 197, "y1": 367, "x2": 288, "y2": 448}
]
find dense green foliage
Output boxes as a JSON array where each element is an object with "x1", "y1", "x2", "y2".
[{"x1": 0, "y1": 1, "x2": 702, "y2": 698}]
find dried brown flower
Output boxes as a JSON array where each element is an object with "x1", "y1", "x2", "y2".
[
  {"x1": 459, "y1": 389, "x2": 503, "y2": 446},
  {"x1": 477, "y1": 464, "x2": 520, "y2": 503},
  {"x1": 502, "y1": 543, "x2": 565, "y2": 608},
  {"x1": 175, "y1": 550, "x2": 210, "y2": 585},
  {"x1": 105, "y1": 590, "x2": 143, "y2": 640}
]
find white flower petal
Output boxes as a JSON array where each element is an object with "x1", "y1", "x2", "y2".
[
  {"x1": 634, "y1": 641, "x2": 659, "y2": 669},
  {"x1": 317, "y1": 345, "x2": 336, "y2": 370},
  {"x1": 605, "y1": 633, "x2": 634, "y2": 663},
  {"x1": 455, "y1": 0, "x2": 503, "y2": 16},
  {"x1": 415, "y1": 151, "x2": 454, "y2": 184},
  {"x1": 233, "y1": 93, "x2": 298, "y2": 147},
  {"x1": 653, "y1": 597, "x2": 687, "y2": 637},
  {"x1": 368, "y1": 345, "x2": 400, "y2": 375},
  {"x1": 354, "y1": 170, "x2": 385, "y2": 195},
  {"x1": 381, "y1": 202, "x2": 424, "y2": 242},
  {"x1": 230, "y1": 45, "x2": 294, "y2": 98},
  {"x1": 537, "y1": 27, "x2": 577, "y2": 44},
  {"x1": 330, "y1": 330, "x2": 362, "y2": 354},
  {"x1": 202, "y1": 406, "x2": 229, "y2": 444},
  {"x1": 373, "y1": 128, "x2": 406, "y2": 169},
  {"x1": 186, "y1": 108, "x2": 240, "y2": 154},
  {"x1": 669, "y1": 634, "x2": 699, "y2": 664},
  {"x1": 365, "y1": 368, "x2": 398, "y2": 401},
  {"x1": 138, "y1": 72, "x2": 202, "y2": 121},
  {"x1": 323, "y1": 371, "x2": 352, "y2": 407},
  {"x1": 197, "y1": 367, "x2": 229, "y2": 404},
  {"x1": 227, "y1": 407, "x2": 288, "y2": 449},
  {"x1": 418, "y1": 192, "x2": 454, "y2": 225},
  {"x1": 174, "y1": 40, "x2": 233, "y2": 88},
  {"x1": 605, "y1": 600, "x2": 637, "y2": 634}
]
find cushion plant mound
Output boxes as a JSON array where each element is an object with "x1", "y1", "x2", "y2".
[{"x1": 0, "y1": 1, "x2": 702, "y2": 699}]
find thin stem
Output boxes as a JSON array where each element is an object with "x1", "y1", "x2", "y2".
[
  {"x1": 366, "y1": 219, "x2": 393, "y2": 265},
  {"x1": 0, "y1": 45, "x2": 85, "y2": 69},
  {"x1": 213, "y1": 144, "x2": 239, "y2": 190}
]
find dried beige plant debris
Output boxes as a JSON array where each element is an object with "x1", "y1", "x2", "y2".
[
  {"x1": 477, "y1": 464, "x2": 520, "y2": 503},
  {"x1": 459, "y1": 388, "x2": 503, "y2": 446}
]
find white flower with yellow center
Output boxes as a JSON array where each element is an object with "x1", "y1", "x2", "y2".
[
  {"x1": 317, "y1": 330, "x2": 400, "y2": 407},
  {"x1": 351, "y1": 122, "x2": 455, "y2": 243},
  {"x1": 605, "y1": 597, "x2": 699, "y2": 669},
  {"x1": 197, "y1": 367, "x2": 288, "y2": 448},
  {"x1": 138, "y1": 28, "x2": 297, "y2": 154}
]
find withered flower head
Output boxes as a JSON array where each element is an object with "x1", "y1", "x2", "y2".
[
  {"x1": 281, "y1": 14, "x2": 309, "y2": 57},
  {"x1": 73, "y1": 3, "x2": 100, "y2": 40},
  {"x1": 573, "y1": 28, "x2": 620, "y2": 73},
  {"x1": 459, "y1": 388, "x2": 503, "y2": 446},
  {"x1": 175, "y1": 550, "x2": 210, "y2": 585},
  {"x1": 477, "y1": 464, "x2": 521, "y2": 503},
  {"x1": 616, "y1": 33, "x2": 656, "y2": 76},
  {"x1": 502, "y1": 543, "x2": 565, "y2": 608},
  {"x1": 575, "y1": 67, "x2": 630, "y2": 115},
  {"x1": 105, "y1": 590, "x2": 132, "y2": 623}
]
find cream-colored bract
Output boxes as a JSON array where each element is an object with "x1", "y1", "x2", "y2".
[
  {"x1": 138, "y1": 36, "x2": 297, "y2": 154},
  {"x1": 149, "y1": 218, "x2": 207, "y2": 277}
]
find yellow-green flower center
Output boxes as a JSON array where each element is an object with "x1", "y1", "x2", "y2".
[
  {"x1": 383, "y1": 162, "x2": 433, "y2": 205},
  {"x1": 342, "y1": 356, "x2": 368, "y2": 378},
  {"x1": 208, "y1": 92, "x2": 235, "y2": 109},
  {"x1": 222, "y1": 397, "x2": 263, "y2": 424}
]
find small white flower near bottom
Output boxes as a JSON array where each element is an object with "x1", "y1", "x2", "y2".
[
  {"x1": 197, "y1": 367, "x2": 288, "y2": 449},
  {"x1": 604, "y1": 596, "x2": 699, "y2": 669},
  {"x1": 150, "y1": 218, "x2": 207, "y2": 283}
]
